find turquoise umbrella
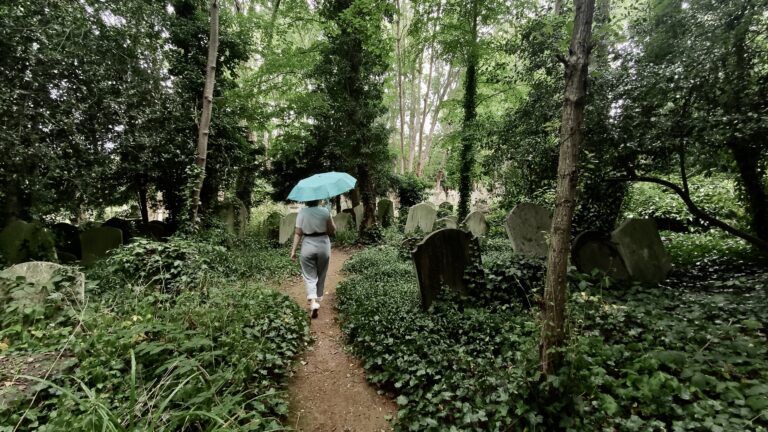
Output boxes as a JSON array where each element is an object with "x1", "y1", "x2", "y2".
[{"x1": 287, "y1": 172, "x2": 357, "y2": 202}]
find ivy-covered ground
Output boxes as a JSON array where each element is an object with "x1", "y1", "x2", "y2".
[
  {"x1": 0, "y1": 231, "x2": 308, "y2": 431},
  {"x1": 336, "y1": 230, "x2": 768, "y2": 431}
]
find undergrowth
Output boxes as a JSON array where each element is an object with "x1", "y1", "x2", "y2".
[{"x1": 1, "y1": 231, "x2": 308, "y2": 431}]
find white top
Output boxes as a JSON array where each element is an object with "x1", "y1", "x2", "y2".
[{"x1": 296, "y1": 207, "x2": 331, "y2": 235}]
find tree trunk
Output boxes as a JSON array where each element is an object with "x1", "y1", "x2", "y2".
[
  {"x1": 395, "y1": 0, "x2": 407, "y2": 174},
  {"x1": 457, "y1": 0, "x2": 479, "y2": 222},
  {"x1": 190, "y1": 0, "x2": 220, "y2": 223},
  {"x1": 416, "y1": 46, "x2": 435, "y2": 177},
  {"x1": 729, "y1": 143, "x2": 768, "y2": 241},
  {"x1": 540, "y1": 0, "x2": 595, "y2": 377},
  {"x1": 419, "y1": 63, "x2": 457, "y2": 176},
  {"x1": 138, "y1": 186, "x2": 149, "y2": 224},
  {"x1": 407, "y1": 50, "x2": 423, "y2": 172},
  {"x1": 357, "y1": 164, "x2": 377, "y2": 235},
  {"x1": 554, "y1": 0, "x2": 563, "y2": 15}
]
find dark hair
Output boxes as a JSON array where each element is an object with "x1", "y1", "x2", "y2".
[{"x1": 306, "y1": 200, "x2": 320, "y2": 207}]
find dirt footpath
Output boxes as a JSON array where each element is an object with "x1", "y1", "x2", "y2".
[{"x1": 282, "y1": 248, "x2": 396, "y2": 432}]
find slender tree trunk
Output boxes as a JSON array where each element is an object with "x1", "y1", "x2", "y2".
[
  {"x1": 457, "y1": 0, "x2": 479, "y2": 222},
  {"x1": 395, "y1": 0, "x2": 407, "y2": 174},
  {"x1": 190, "y1": 0, "x2": 220, "y2": 223},
  {"x1": 416, "y1": 46, "x2": 435, "y2": 176},
  {"x1": 407, "y1": 50, "x2": 423, "y2": 172},
  {"x1": 554, "y1": 0, "x2": 563, "y2": 15},
  {"x1": 138, "y1": 186, "x2": 149, "y2": 224},
  {"x1": 419, "y1": 64, "x2": 457, "y2": 176},
  {"x1": 540, "y1": 0, "x2": 595, "y2": 376}
]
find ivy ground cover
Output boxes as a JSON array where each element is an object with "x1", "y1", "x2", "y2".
[{"x1": 336, "y1": 241, "x2": 768, "y2": 431}]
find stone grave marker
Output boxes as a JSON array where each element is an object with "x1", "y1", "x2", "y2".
[
  {"x1": 102, "y1": 218, "x2": 135, "y2": 244},
  {"x1": 377, "y1": 199, "x2": 395, "y2": 228},
  {"x1": 333, "y1": 212, "x2": 354, "y2": 232},
  {"x1": 52, "y1": 223, "x2": 81, "y2": 259},
  {"x1": 611, "y1": 219, "x2": 672, "y2": 283},
  {"x1": 412, "y1": 228, "x2": 483, "y2": 309},
  {"x1": 571, "y1": 231, "x2": 629, "y2": 280},
  {"x1": 0, "y1": 220, "x2": 57, "y2": 265},
  {"x1": 462, "y1": 211, "x2": 488, "y2": 238},
  {"x1": 0, "y1": 261, "x2": 85, "y2": 304},
  {"x1": 435, "y1": 216, "x2": 458, "y2": 229},
  {"x1": 279, "y1": 212, "x2": 299, "y2": 244},
  {"x1": 261, "y1": 212, "x2": 282, "y2": 241},
  {"x1": 80, "y1": 226, "x2": 123, "y2": 266},
  {"x1": 405, "y1": 202, "x2": 437, "y2": 234},
  {"x1": 353, "y1": 204, "x2": 364, "y2": 230},
  {"x1": 505, "y1": 203, "x2": 552, "y2": 257}
]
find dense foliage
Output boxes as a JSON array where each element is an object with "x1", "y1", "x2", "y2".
[
  {"x1": 1, "y1": 234, "x2": 308, "y2": 431},
  {"x1": 336, "y1": 233, "x2": 768, "y2": 431}
]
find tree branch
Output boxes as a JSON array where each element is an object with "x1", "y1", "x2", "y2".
[{"x1": 608, "y1": 176, "x2": 768, "y2": 251}]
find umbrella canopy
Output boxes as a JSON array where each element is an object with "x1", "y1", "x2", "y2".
[{"x1": 287, "y1": 171, "x2": 357, "y2": 202}]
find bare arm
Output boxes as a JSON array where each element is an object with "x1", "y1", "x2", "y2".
[
  {"x1": 290, "y1": 227, "x2": 303, "y2": 261},
  {"x1": 327, "y1": 216, "x2": 337, "y2": 236}
]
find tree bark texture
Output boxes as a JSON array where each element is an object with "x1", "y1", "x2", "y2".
[
  {"x1": 540, "y1": 0, "x2": 595, "y2": 376},
  {"x1": 457, "y1": 0, "x2": 479, "y2": 222},
  {"x1": 138, "y1": 186, "x2": 149, "y2": 224},
  {"x1": 419, "y1": 64, "x2": 457, "y2": 177},
  {"x1": 191, "y1": 0, "x2": 220, "y2": 223},
  {"x1": 407, "y1": 50, "x2": 423, "y2": 172}
]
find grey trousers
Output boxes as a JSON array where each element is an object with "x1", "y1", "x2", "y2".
[{"x1": 300, "y1": 236, "x2": 331, "y2": 300}]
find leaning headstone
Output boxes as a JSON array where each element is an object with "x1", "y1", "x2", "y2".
[
  {"x1": 462, "y1": 211, "x2": 488, "y2": 238},
  {"x1": 103, "y1": 218, "x2": 135, "y2": 244},
  {"x1": 80, "y1": 226, "x2": 123, "y2": 266},
  {"x1": 279, "y1": 212, "x2": 299, "y2": 245},
  {"x1": 52, "y1": 223, "x2": 81, "y2": 259},
  {"x1": 610, "y1": 219, "x2": 672, "y2": 283},
  {"x1": 572, "y1": 231, "x2": 630, "y2": 281},
  {"x1": 0, "y1": 262, "x2": 85, "y2": 304},
  {"x1": 412, "y1": 229, "x2": 483, "y2": 309},
  {"x1": 0, "y1": 220, "x2": 57, "y2": 265},
  {"x1": 261, "y1": 212, "x2": 282, "y2": 241},
  {"x1": 333, "y1": 213, "x2": 354, "y2": 232},
  {"x1": 353, "y1": 204, "x2": 364, "y2": 230},
  {"x1": 217, "y1": 205, "x2": 237, "y2": 235},
  {"x1": 505, "y1": 203, "x2": 552, "y2": 257},
  {"x1": 405, "y1": 203, "x2": 437, "y2": 234},
  {"x1": 435, "y1": 216, "x2": 458, "y2": 229},
  {"x1": 377, "y1": 199, "x2": 395, "y2": 228}
]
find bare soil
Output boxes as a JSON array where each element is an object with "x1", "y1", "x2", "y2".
[{"x1": 281, "y1": 248, "x2": 396, "y2": 432}]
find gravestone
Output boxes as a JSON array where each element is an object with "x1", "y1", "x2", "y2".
[
  {"x1": 0, "y1": 220, "x2": 57, "y2": 265},
  {"x1": 52, "y1": 223, "x2": 81, "y2": 259},
  {"x1": 147, "y1": 220, "x2": 171, "y2": 239},
  {"x1": 462, "y1": 211, "x2": 488, "y2": 238},
  {"x1": 279, "y1": 212, "x2": 299, "y2": 245},
  {"x1": 405, "y1": 203, "x2": 437, "y2": 234},
  {"x1": 435, "y1": 216, "x2": 458, "y2": 229},
  {"x1": 136, "y1": 223, "x2": 165, "y2": 241},
  {"x1": 611, "y1": 219, "x2": 672, "y2": 283},
  {"x1": 353, "y1": 204, "x2": 364, "y2": 230},
  {"x1": 412, "y1": 229, "x2": 482, "y2": 309},
  {"x1": 0, "y1": 262, "x2": 85, "y2": 304},
  {"x1": 80, "y1": 226, "x2": 123, "y2": 266},
  {"x1": 333, "y1": 212, "x2": 354, "y2": 232},
  {"x1": 571, "y1": 231, "x2": 630, "y2": 280},
  {"x1": 262, "y1": 212, "x2": 282, "y2": 241},
  {"x1": 376, "y1": 199, "x2": 395, "y2": 228},
  {"x1": 102, "y1": 218, "x2": 135, "y2": 244},
  {"x1": 505, "y1": 203, "x2": 552, "y2": 257}
]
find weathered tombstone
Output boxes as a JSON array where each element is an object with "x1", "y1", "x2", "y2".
[
  {"x1": 333, "y1": 212, "x2": 354, "y2": 232},
  {"x1": 353, "y1": 204, "x2": 364, "y2": 230},
  {"x1": 412, "y1": 229, "x2": 482, "y2": 309},
  {"x1": 610, "y1": 219, "x2": 672, "y2": 283},
  {"x1": 0, "y1": 220, "x2": 57, "y2": 265},
  {"x1": 435, "y1": 216, "x2": 458, "y2": 229},
  {"x1": 571, "y1": 231, "x2": 630, "y2": 281},
  {"x1": 261, "y1": 211, "x2": 282, "y2": 241},
  {"x1": 80, "y1": 226, "x2": 123, "y2": 266},
  {"x1": 462, "y1": 211, "x2": 488, "y2": 238},
  {"x1": 279, "y1": 212, "x2": 299, "y2": 245},
  {"x1": 376, "y1": 199, "x2": 395, "y2": 228},
  {"x1": 405, "y1": 203, "x2": 437, "y2": 234},
  {"x1": 505, "y1": 203, "x2": 552, "y2": 257},
  {"x1": 52, "y1": 222, "x2": 81, "y2": 259},
  {"x1": 0, "y1": 262, "x2": 85, "y2": 304},
  {"x1": 102, "y1": 218, "x2": 134, "y2": 244}
]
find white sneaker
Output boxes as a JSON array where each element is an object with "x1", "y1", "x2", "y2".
[{"x1": 310, "y1": 300, "x2": 320, "y2": 319}]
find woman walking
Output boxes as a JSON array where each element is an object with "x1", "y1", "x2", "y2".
[{"x1": 290, "y1": 200, "x2": 337, "y2": 318}]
